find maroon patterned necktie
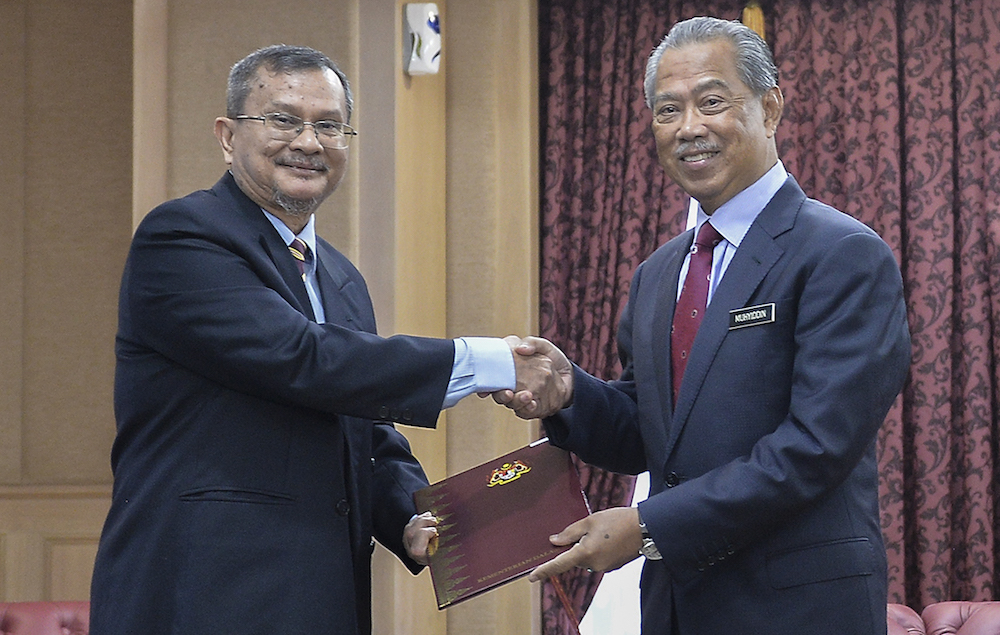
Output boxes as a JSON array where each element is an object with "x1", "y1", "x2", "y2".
[
  {"x1": 288, "y1": 238, "x2": 310, "y2": 280},
  {"x1": 671, "y1": 221, "x2": 723, "y2": 405}
]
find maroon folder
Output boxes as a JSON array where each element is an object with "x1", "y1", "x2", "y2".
[{"x1": 414, "y1": 438, "x2": 590, "y2": 609}]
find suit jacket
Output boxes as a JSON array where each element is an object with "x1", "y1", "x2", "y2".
[
  {"x1": 545, "y1": 177, "x2": 911, "y2": 635},
  {"x1": 90, "y1": 172, "x2": 455, "y2": 635}
]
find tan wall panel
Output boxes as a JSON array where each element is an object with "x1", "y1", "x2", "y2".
[
  {"x1": 133, "y1": 0, "x2": 169, "y2": 225},
  {"x1": 46, "y1": 539, "x2": 99, "y2": 601},
  {"x1": 394, "y1": 0, "x2": 449, "y2": 489},
  {"x1": 370, "y1": 2, "x2": 451, "y2": 633},
  {"x1": 444, "y1": 0, "x2": 540, "y2": 633},
  {"x1": 0, "y1": 487, "x2": 111, "y2": 601},
  {"x1": 444, "y1": 0, "x2": 539, "y2": 478},
  {"x1": 0, "y1": 533, "x2": 44, "y2": 601},
  {"x1": 357, "y1": 0, "x2": 397, "y2": 330},
  {"x1": 1, "y1": 0, "x2": 120, "y2": 598},
  {"x1": 20, "y1": 0, "x2": 132, "y2": 484},
  {"x1": 0, "y1": 1, "x2": 27, "y2": 483}
]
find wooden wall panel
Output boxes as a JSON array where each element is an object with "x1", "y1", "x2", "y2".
[
  {"x1": 18, "y1": 0, "x2": 130, "y2": 484},
  {"x1": 1, "y1": 0, "x2": 127, "y2": 601},
  {"x1": 444, "y1": 1, "x2": 541, "y2": 633},
  {"x1": 47, "y1": 540, "x2": 100, "y2": 600},
  {"x1": 0, "y1": 487, "x2": 110, "y2": 601},
  {"x1": 0, "y1": 0, "x2": 28, "y2": 484}
]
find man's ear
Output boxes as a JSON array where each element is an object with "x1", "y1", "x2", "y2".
[
  {"x1": 762, "y1": 86, "x2": 784, "y2": 138},
  {"x1": 214, "y1": 117, "x2": 236, "y2": 165}
]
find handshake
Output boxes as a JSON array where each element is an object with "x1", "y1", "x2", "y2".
[
  {"x1": 403, "y1": 335, "x2": 596, "y2": 581},
  {"x1": 487, "y1": 335, "x2": 574, "y2": 420}
]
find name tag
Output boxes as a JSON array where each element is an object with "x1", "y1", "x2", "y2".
[{"x1": 729, "y1": 303, "x2": 775, "y2": 330}]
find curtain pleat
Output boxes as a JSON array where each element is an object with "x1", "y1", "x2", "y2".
[{"x1": 539, "y1": 0, "x2": 1000, "y2": 631}]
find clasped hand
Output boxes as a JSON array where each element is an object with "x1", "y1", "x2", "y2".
[{"x1": 490, "y1": 335, "x2": 574, "y2": 419}]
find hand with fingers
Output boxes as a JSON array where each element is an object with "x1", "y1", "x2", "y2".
[
  {"x1": 528, "y1": 507, "x2": 644, "y2": 582},
  {"x1": 490, "y1": 336, "x2": 574, "y2": 419},
  {"x1": 403, "y1": 511, "x2": 440, "y2": 566}
]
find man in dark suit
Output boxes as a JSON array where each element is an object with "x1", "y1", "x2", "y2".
[
  {"x1": 90, "y1": 45, "x2": 557, "y2": 635},
  {"x1": 498, "y1": 17, "x2": 911, "y2": 635}
]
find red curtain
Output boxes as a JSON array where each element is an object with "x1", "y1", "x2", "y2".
[{"x1": 538, "y1": 0, "x2": 1000, "y2": 631}]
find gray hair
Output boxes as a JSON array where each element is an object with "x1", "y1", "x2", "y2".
[
  {"x1": 644, "y1": 17, "x2": 778, "y2": 109},
  {"x1": 227, "y1": 44, "x2": 353, "y2": 122}
]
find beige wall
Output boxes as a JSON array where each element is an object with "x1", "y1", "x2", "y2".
[
  {"x1": 2, "y1": 0, "x2": 540, "y2": 631},
  {"x1": 0, "y1": 0, "x2": 130, "y2": 600},
  {"x1": 442, "y1": 2, "x2": 542, "y2": 633}
]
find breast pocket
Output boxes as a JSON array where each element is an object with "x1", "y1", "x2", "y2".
[
  {"x1": 714, "y1": 297, "x2": 796, "y2": 409},
  {"x1": 726, "y1": 298, "x2": 795, "y2": 343}
]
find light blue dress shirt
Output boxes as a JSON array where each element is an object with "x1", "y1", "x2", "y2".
[
  {"x1": 680, "y1": 160, "x2": 788, "y2": 304},
  {"x1": 263, "y1": 211, "x2": 326, "y2": 324}
]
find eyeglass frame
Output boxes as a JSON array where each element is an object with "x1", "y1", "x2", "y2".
[{"x1": 234, "y1": 112, "x2": 358, "y2": 149}]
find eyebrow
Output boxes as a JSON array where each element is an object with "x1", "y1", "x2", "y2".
[
  {"x1": 653, "y1": 77, "x2": 733, "y2": 105},
  {"x1": 266, "y1": 101, "x2": 344, "y2": 121}
]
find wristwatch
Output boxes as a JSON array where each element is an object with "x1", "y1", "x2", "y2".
[{"x1": 637, "y1": 510, "x2": 662, "y2": 560}]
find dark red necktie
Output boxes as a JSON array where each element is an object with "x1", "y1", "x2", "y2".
[
  {"x1": 288, "y1": 238, "x2": 310, "y2": 280},
  {"x1": 671, "y1": 221, "x2": 723, "y2": 405}
]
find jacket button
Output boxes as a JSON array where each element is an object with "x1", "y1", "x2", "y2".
[
  {"x1": 378, "y1": 406, "x2": 390, "y2": 419},
  {"x1": 665, "y1": 472, "x2": 680, "y2": 487},
  {"x1": 402, "y1": 409, "x2": 413, "y2": 422},
  {"x1": 336, "y1": 499, "x2": 351, "y2": 516}
]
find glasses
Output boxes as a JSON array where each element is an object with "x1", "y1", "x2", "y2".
[{"x1": 235, "y1": 112, "x2": 358, "y2": 149}]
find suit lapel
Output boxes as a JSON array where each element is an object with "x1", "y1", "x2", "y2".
[
  {"x1": 649, "y1": 232, "x2": 691, "y2": 420},
  {"x1": 315, "y1": 245, "x2": 366, "y2": 331},
  {"x1": 665, "y1": 178, "x2": 804, "y2": 456},
  {"x1": 213, "y1": 173, "x2": 317, "y2": 320}
]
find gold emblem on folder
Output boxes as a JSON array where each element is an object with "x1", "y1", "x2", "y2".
[{"x1": 487, "y1": 460, "x2": 531, "y2": 487}]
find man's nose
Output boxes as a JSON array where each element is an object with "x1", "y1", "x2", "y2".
[
  {"x1": 289, "y1": 123, "x2": 325, "y2": 152},
  {"x1": 677, "y1": 107, "x2": 707, "y2": 139}
]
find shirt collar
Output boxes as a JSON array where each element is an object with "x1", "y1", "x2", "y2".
[
  {"x1": 261, "y1": 210, "x2": 318, "y2": 272},
  {"x1": 692, "y1": 160, "x2": 787, "y2": 248}
]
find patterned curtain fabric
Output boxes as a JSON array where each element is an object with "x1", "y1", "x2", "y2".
[{"x1": 538, "y1": 0, "x2": 1000, "y2": 631}]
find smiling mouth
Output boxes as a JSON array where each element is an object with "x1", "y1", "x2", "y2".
[
  {"x1": 680, "y1": 152, "x2": 719, "y2": 163},
  {"x1": 278, "y1": 160, "x2": 328, "y2": 173}
]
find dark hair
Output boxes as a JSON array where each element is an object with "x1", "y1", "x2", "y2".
[
  {"x1": 227, "y1": 44, "x2": 353, "y2": 122},
  {"x1": 644, "y1": 16, "x2": 778, "y2": 109}
]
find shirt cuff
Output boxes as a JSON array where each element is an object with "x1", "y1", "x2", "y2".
[{"x1": 441, "y1": 337, "x2": 516, "y2": 409}]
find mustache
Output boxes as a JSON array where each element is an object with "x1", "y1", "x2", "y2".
[
  {"x1": 276, "y1": 156, "x2": 329, "y2": 171},
  {"x1": 675, "y1": 140, "x2": 720, "y2": 157}
]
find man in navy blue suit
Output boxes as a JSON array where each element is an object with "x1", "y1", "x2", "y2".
[
  {"x1": 498, "y1": 17, "x2": 910, "y2": 635},
  {"x1": 90, "y1": 45, "x2": 561, "y2": 635}
]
